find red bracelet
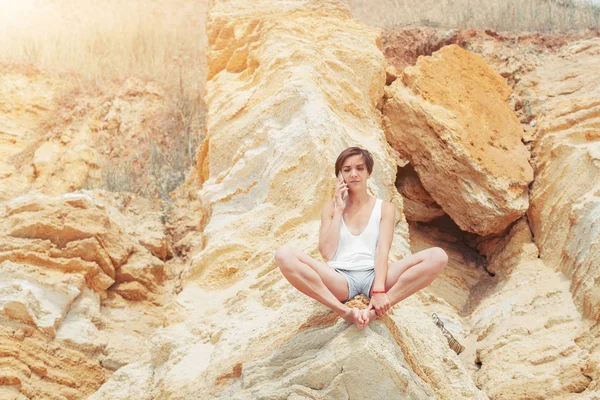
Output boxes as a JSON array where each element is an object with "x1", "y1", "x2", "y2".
[{"x1": 372, "y1": 290, "x2": 386, "y2": 294}]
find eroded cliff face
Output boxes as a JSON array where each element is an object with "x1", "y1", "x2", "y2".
[
  {"x1": 0, "y1": 192, "x2": 173, "y2": 399},
  {"x1": 1, "y1": 2, "x2": 599, "y2": 400}
]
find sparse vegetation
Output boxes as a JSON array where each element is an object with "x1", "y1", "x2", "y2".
[
  {"x1": 93, "y1": 85, "x2": 205, "y2": 202},
  {"x1": 0, "y1": 0, "x2": 208, "y2": 200},
  {"x1": 348, "y1": 0, "x2": 600, "y2": 33}
]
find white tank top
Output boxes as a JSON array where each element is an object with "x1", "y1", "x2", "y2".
[{"x1": 328, "y1": 198, "x2": 383, "y2": 271}]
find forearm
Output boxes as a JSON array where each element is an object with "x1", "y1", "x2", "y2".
[
  {"x1": 319, "y1": 209, "x2": 343, "y2": 260},
  {"x1": 372, "y1": 253, "x2": 388, "y2": 291}
]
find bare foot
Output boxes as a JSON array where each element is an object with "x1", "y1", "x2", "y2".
[
  {"x1": 340, "y1": 307, "x2": 366, "y2": 329},
  {"x1": 361, "y1": 307, "x2": 378, "y2": 326}
]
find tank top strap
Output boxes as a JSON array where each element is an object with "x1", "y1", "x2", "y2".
[{"x1": 366, "y1": 198, "x2": 383, "y2": 231}]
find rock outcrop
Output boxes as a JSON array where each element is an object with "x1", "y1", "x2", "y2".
[
  {"x1": 523, "y1": 38, "x2": 600, "y2": 321},
  {"x1": 89, "y1": 1, "x2": 487, "y2": 399},
  {"x1": 470, "y1": 220, "x2": 591, "y2": 399},
  {"x1": 383, "y1": 44, "x2": 534, "y2": 236},
  {"x1": 0, "y1": 191, "x2": 171, "y2": 398}
]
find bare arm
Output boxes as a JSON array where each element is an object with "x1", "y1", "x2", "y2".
[
  {"x1": 319, "y1": 179, "x2": 348, "y2": 260},
  {"x1": 319, "y1": 201, "x2": 343, "y2": 261},
  {"x1": 372, "y1": 201, "x2": 395, "y2": 291}
]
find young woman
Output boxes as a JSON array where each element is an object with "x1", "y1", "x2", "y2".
[{"x1": 275, "y1": 147, "x2": 448, "y2": 329}]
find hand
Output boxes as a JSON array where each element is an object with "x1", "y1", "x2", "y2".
[
  {"x1": 368, "y1": 293, "x2": 390, "y2": 317},
  {"x1": 334, "y1": 178, "x2": 348, "y2": 210}
]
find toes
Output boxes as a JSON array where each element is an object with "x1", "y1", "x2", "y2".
[
  {"x1": 353, "y1": 309, "x2": 364, "y2": 328},
  {"x1": 361, "y1": 311, "x2": 369, "y2": 325}
]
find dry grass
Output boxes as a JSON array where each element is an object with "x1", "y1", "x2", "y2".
[
  {"x1": 0, "y1": 0, "x2": 207, "y2": 94},
  {"x1": 0, "y1": 0, "x2": 208, "y2": 199},
  {"x1": 348, "y1": 0, "x2": 600, "y2": 32}
]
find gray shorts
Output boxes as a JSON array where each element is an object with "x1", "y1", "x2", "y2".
[{"x1": 335, "y1": 268, "x2": 376, "y2": 302}]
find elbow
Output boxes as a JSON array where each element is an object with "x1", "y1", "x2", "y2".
[{"x1": 318, "y1": 246, "x2": 330, "y2": 261}]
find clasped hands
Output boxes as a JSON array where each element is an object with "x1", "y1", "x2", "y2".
[{"x1": 366, "y1": 292, "x2": 391, "y2": 318}]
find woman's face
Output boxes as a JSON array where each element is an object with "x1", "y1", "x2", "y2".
[{"x1": 340, "y1": 154, "x2": 370, "y2": 191}]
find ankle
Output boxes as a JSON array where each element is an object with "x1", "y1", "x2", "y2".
[{"x1": 335, "y1": 305, "x2": 351, "y2": 316}]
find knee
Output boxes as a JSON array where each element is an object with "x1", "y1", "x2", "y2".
[
  {"x1": 428, "y1": 247, "x2": 448, "y2": 274},
  {"x1": 274, "y1": 245, "x2": 294, "y2": 268}
]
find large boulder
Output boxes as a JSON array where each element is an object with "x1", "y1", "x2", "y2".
[{"x1": 383, "y1": 44, "x2": 533, "y2": 236}]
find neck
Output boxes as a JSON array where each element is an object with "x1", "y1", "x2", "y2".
[{"x1": 347, "y1": 190, "x2": 371, "y2": 206}]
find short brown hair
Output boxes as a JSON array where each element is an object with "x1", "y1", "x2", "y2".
[{"x1": 334, "y1": 147, "x2": 374, "y2": 177}]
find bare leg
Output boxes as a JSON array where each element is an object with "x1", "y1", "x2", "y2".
[
  {"x1": 363, "y1": 247, "x2": 448, "y2": 323},
  {"x1": 275, "y1": 245, "x2": 366, "y2": 329}
]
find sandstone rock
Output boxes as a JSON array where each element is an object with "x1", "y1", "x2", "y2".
[
  {"x1": 382, "y1": 299, "x2": 486, "y2": 400},
  {"x1": 0, "y1": 324, "x2": 107, "y2": 399},
  {"x1": 385, "y1": 64, "x2": 397, "y2": 85},
  {"x1": 382, "y1": 27, "x2": 462, "y2": 72},
  {"x1": 115, "y1": 251, "x2": 164, "y2": 292},
  {"x1": 0, "y1": 260, "x2": 86, "y2": 336},
  {"x1": 112, "y1": 281, "x2": 149, "y2": 301},
  {"x1": 185, "y1": 0, "x2": 409, "y2": 290},
  {"x1": 523, "y1": 38, "x2": 600, "y2": 321},
  {"x1": 221, "y1": 320, "x2": 437, "y2": 399},
  {"x1": 55, "y1": 288, "x2": 106, "y2": 354},
  {"x1": 0, "y1": 63, "x2": 105, "y2": 199},
  {"x1": 468, "y1": 220, "x2": 591, "y2": 399},
  {"x1": 0, "y1": 191, "x2": 169, "y2": 398},
  {"x1": 383, "y1": 44, "x2": 533, "y2": 236},
  {"x1": 408, "y1": 218, "x2": 490, "y2": 315},
  {"x1": 88, "y1": 362, "x2": 155, "y2": 400},
  {"x1": 396, "y1": 163, "x2": 445, "y2": 222},
  {"x1": 0, "y1": 63, "x2": 187, "y2": 201}
]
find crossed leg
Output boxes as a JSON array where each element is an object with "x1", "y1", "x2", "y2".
[
  {"x1": 363, "y1": 247, "x2": 448, "y2": 323},
  {"x1": 274, "y1": 245, "x2": 367, "y2": 329}
]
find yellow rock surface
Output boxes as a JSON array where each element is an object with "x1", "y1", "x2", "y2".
[{"x1": 0, "y1": 191, "x2": 171, "y2": 397}]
